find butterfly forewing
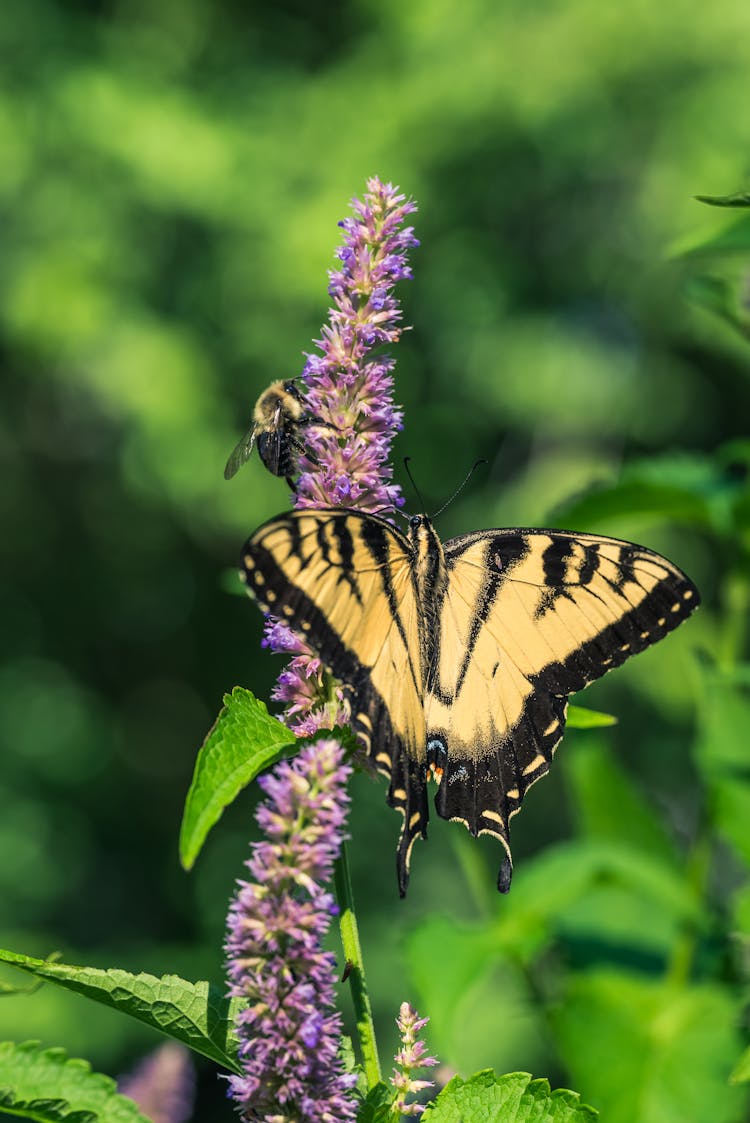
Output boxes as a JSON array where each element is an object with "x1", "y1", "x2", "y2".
[{"x1": 242, "y1": 509, "x2": 430, "y2": 886}]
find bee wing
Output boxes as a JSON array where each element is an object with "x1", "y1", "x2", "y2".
[{"x1": 223, "y1": 423, "x2": 259, "y2": 480}]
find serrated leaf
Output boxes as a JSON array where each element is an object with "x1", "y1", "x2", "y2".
[
  {"x1": 180, "y1": 686, "x2": 296, "y2": 870},
  {"x1": 423, "y1": 1069, "x2": 596, "y2": 1121},
  {"x1": 696, "y1": 190, "x2": 750, "y2": 208},
  {"x1": 552, "y1": 971, "x2": 745, "y2": 1123},
  {"x1": 566, "y1": 706, "x2": 616, "y2": 729},
  {"x1": 340, "y1": 1037, "x2": 368, "y2": 1100},
  {"x1": 0, "y1": 949, "x2": 243, "y2": 1075},
  {"x1": 356, "y1": 1082, "x2": 393, "y2": 1123},
  {"x1": 0, "y1": 1040, "x2": 151, "y2": 1123}
]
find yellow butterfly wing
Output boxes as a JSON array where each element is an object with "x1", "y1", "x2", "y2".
[
  {"x1": 241, "y1": 508, "x2": 429, "y2": 885},
  {"x1": 427, "y1": 529, "x2": 700, "y2": 891}
]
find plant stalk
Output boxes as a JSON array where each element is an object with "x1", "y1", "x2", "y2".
[{"x1": 334, "y1": 841, "x2": 382, "y2": 1088}]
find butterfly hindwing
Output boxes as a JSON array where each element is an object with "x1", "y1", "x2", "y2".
[{"x1": 428, "y1": 528, "x2": 699, "y2": 889}]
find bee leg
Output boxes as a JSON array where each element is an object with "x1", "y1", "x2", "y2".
[
  {"x1": 291, "y1": 435, "x2": 320, "y2": 469},
  {"x1": 299, "y1": 414, "x2": 340, "y2": 434}
]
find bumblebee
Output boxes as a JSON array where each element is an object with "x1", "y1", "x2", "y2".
[{"x1": 224, "y1": 380, "x2": 320, "y2": 488}]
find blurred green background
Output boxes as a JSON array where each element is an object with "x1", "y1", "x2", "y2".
[{"x1": 2, "y1": 1, "x2": 750, "y2": 1120}]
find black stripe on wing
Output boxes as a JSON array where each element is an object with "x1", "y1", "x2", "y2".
[
  {"x1": 240, "y1": 509, "x2": 410, "y2": 695},
  {"x1": 531, "y1": 560, "x2": 699, "y2": 696},
  {"x1": 243, "y1": 529, "x2": 363, "y2": 681},
  {"x1": 446, "y1": 529, "x2": 700, "y2": 694}
]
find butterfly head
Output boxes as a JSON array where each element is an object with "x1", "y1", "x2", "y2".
[
  {"x1": 407, "y1": 513, "x2": 437, "y2": 552},
  {"x1": 407, "y1": 514, "x2": 446, "y2": 599}
]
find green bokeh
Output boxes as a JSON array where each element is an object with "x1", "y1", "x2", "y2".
[{"x1": 2, "y1": 0, "x2": 750, "y2": 1119}]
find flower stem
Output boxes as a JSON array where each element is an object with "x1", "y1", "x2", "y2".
[{"x1": 334, "y1": 841, "x2": 382, "y2": 1088}]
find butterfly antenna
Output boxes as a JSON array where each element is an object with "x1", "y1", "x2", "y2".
[
  {"x1": 368, "y1": 502, "x2": 410, "y2": 525},
  {"x1": 403, "y1": 456, "x2": 428, "y2": 514},
  {"x1": 431, "y1": 458, "x2": 487, "y2": 520}
]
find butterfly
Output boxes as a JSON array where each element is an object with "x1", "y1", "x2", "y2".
[
  {"x1": 224, "y1": 380, "x2": 322, "y2": 487},
  {"x1": 240, "y1": 507, "x2": 700, "y2": 895}
]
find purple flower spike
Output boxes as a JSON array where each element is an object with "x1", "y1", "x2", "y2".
[
  {"x1": 225, "y1": 739, "x2": 357, "y2": 1123},
  {"x1": 265, "y1": 177, "x2": 418, "y2": 734},
  {"x1": 390, "y1": 1002, "x2": 439, "y2": 1117},
  {"x1": 297, "y1": 177, "x2": 417, "y2": 515}
]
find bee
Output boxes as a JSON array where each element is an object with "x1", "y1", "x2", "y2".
[{"x1": 224, "y1": 380, "x2": 321, "y2": 488}]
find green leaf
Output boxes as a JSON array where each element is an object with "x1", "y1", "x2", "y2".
[
  {"x1": 685, "y1": 274, "x2": 748, "y2": 338},
  {"x1": 730, "y1": 1045, "x2": 750, "y2": 1084},
  {"x1": 679, "y1": 213, "x2": 750, "y2": 255},
  {"x1": 356, "y1": 1082, "x2": 393, "y2": 1123},
  {"x1": 550, "y1": 451, "x2": 743, "y2": 535},
  {"x1": 551, "y1": 480, "x2": 709, "y2": 532},
  {"x1": 712, "y1": 781, "x2": 750, "y2": 867},
  {"x1": 696, "y1": 190, "x2": 750, "y2": 208},
  {"x1": 552, "y1": 971, "x2": 745, "y2": 1123},
  {"x1": 559, "y1": 741, "x2": 689, "y2": 958},
  {"x1": 0, "y1": 1040, "x2": 151, "y2": 1123},
  {"x1": 567, "y1": 739, "x2": 679, "y2": 867},
  {"x1": 491, "y1": 840, "x2": 700, "y2": 964},
  {"x1": 566, "y1": 706, "x2": 616, "y2": 729},
  {"x1": 0, "y1": 949, "x2": 243, "y2": 1075},
  {"x1": 730, "y1": 879, "x2": 750, "y2": 935},
  {"x1": 694, "y1": 665, "x2": 750, "y2": 867},
  {"x1": 694, "y1": 664, "x2": 750, "y2": 773},
  {"x1": 405, "y1": 917, "x2": 544, "y2": 1075},
  {"x1": 423, "y1": 1070, "x2": 596, "y2": 1121},
  {"x1": 179, "y1": 686, "x2": 296, "y2": 870},
  {"x1": 406, "y1": 839, "x2": 700, "y2": 1072}
]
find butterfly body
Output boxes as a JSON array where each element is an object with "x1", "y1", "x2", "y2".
[
  {"x1": 224, "y1": 380, "x2": 319, "y2": 486},
  {"x1": 241, "y1": 507, "x2": 699, "y2": 895}
]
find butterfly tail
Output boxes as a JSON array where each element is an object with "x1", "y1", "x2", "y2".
[
  {"x1": 387, "y1": 752, "x2": 429, "y2": 898},
  {"x1": 497, "y1": 852, "x2": 513, "y2": 893}
]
